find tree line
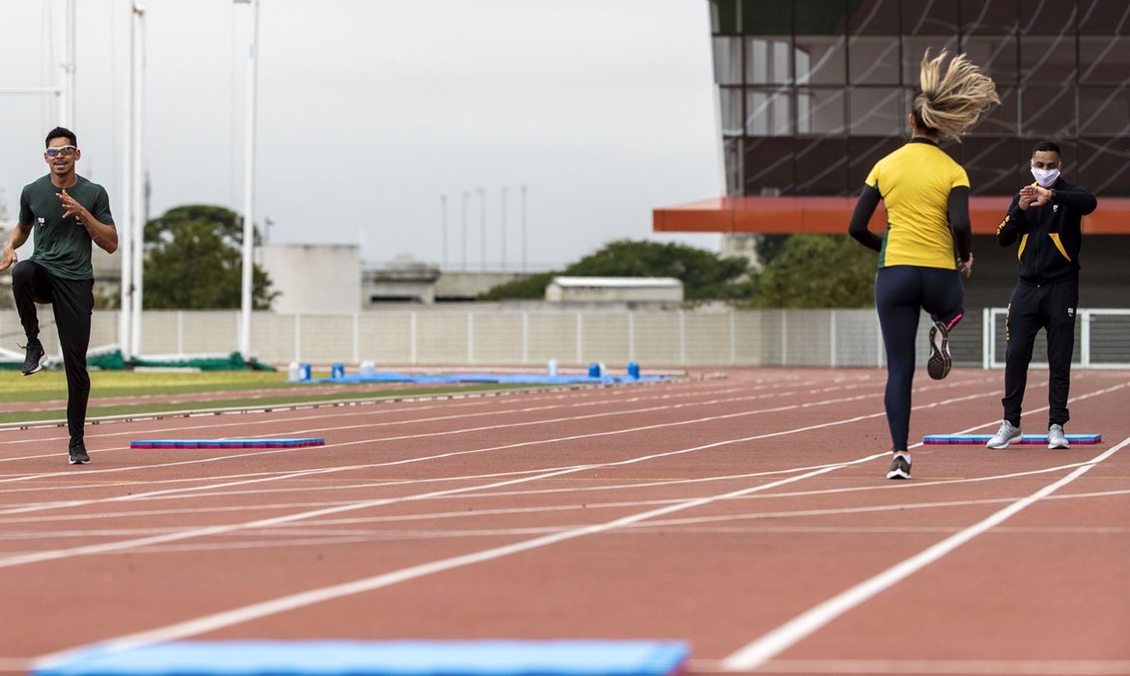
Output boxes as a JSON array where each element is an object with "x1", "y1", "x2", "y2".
[
  {"x1": 120, "y1": 204, "x2": 877, "y2": 310},
  {"x1": 480, "y1": 235, "x2": 877, "y2": 308}
]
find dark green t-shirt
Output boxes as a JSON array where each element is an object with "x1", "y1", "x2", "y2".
[{"x1": 18, "y1": 174, "x2": 115, "y2": 280}]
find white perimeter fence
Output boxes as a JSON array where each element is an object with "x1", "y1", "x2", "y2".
[{"x1": 2, "y1": 307, "x2": 1128, "y2": 370}]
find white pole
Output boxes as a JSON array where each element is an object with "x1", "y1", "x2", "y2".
[
  {"x1": 118, "y1": 2, "x2": 136, "y2": 362},
  {"x1": 130, "y1": 5, "x2": 146, "y2": 355},
  {"x1": 477, "y1": 187, "x2": 486, "y2": 270},
  {"x1": 440, "y1": 194, "x2": 447, "y2": 268},
  {"x1": 461, "y1": 191, "x2": 469, "y2": 272},
  {"x1": 500, "y1": 186, "x2": 507, "y2": 272},
  {"x1": 237, "y1": 0, "x2": 260, "y2": 360},
  {"x1": 59, "y1": 0, "x2": 76, "y2": 127},
  {"x1": 521, "y1": 184, "x2": 528, "y2": 272}
]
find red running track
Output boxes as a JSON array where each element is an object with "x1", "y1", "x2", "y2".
[{"x1": 1, "y1": 367, "x2": 1128, "y2": 675}]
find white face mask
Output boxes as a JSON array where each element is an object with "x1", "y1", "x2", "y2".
[{"x1": 1031, "y1": 167, "x2": 1060, "y2": 187}]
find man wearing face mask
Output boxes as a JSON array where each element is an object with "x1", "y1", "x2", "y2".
[{"x1": 987, "y1": 141, "x2": 1097, "y2": 450}]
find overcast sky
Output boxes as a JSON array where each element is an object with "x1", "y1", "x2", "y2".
[{"x1": 0, "y1": 0, "x2": 722, "y2": 271}]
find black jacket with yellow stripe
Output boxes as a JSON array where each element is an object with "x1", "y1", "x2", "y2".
[{"x1": 996, "y1": 178, "x2": 1097, "y2": 284}]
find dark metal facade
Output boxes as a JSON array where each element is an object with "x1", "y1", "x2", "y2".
[{"x1": 710, "y1": 0, "x2": 1130, "y2": 198}]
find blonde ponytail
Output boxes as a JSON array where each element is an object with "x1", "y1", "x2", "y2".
[{"x1": 913, "y1": 49, "x2": 1000, "y2": 142}]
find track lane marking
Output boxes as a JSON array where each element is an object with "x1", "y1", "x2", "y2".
[
  {"x1": 34, "y1": 453, "x2": 884, "y2": 667},
  {"x1": 0, "y1": 402, "x2": 889, "y2": 567},
  {"x1": 718, "y1": 436, "x2": 1130, "y2": 672},
  {"x1": 0, "y1": 388, "x2": 890, "y2": 512}
]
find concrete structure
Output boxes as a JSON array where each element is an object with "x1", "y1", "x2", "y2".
[
  {"x1": 434, "y1": 271, "x2": 525, "y2": 302},
  {"x1": 545, "y1": 276, "x2": 684, "y2": 304},
  {"x1": 259, "y1": 243, "x2": 362, "y2": 314},
  {"x1": 363, "y1": 257, "x2": 441, "y2": 304}
]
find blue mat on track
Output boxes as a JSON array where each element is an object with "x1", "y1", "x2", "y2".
[
  {"x1": 307, "y1": 372, "x2": 669, "y2": 385},
  {"x1": 34, "y1": 640, "x2": 690, "y2": 676},
  {"x1": 923, "y1": 433, "x2": 1101, "y2": 445},
  {"x1": 130, "y1": 438, "x2": 325, "y2": 449}
]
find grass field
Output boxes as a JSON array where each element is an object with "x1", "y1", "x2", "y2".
[{"x1": 0, "y1": 370, "x2": 544, "y2": 425}]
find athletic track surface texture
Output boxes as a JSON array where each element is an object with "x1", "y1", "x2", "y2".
[{"x1": 1, "y1": 367, "x2": 1128, "y2": 676}]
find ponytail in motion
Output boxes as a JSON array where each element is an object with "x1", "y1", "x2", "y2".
[{"x1": 913, "y1": 49, "x2": 1000, "y2": 142}]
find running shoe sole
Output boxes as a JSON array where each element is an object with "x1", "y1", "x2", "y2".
[{"x1": 927, "y1": 320, "x2": 951, "y2": 380}]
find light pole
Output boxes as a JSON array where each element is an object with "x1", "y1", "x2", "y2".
[
  {"x1": 130, "y1": 4, "x2": 147, "y2": 357},
  {"x1": 60, "y1": 0, "x2": 76, "y2": 127},
  {"x1": 461, "y1": 191, "x2": 469, "y2": 272},
  {"x1": 500, "y1": 186, "x2": 508, "y2": 272},
  {"x1": 477, "y1": 187, "x2": 486, "y2": 270},
  {"x1": 234, "y1": 0, "x2": 260, "y2": 360},
  {"x1": 118, "y1": 6, "x2": 135, "y2": 362},
  {"x1": 521, "y1": 184, "x2": 528, "y2": 272},
  {"x1": 440, "y1": 195, "x2": 447, "y2": 268}
]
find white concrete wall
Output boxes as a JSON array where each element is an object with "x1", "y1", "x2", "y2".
[
  {"x1": 9, "y1": 307, "x2": 1130, "y2": 369},
  {"x1": 259, "y1": 244, "x2": 361, "y2": 314}
]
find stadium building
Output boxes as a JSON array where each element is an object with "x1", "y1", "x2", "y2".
[{"x1": 655, "y1": 0, "x2": 1130, "y2": 310}]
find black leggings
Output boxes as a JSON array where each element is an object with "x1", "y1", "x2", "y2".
[
  {"x1": 12, "y1": 260, "x2": 94, "y2": 445},
  {"x1": 875, "y1": 265, "x2": 965, "y2": 451}
]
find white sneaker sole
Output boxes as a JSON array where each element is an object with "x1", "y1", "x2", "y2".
[
  {"x1": 987, "y1": 433, "x2": 1023, "y2": 450},
  {"x1": 927, "y1": 321, "x2": 951, "y2": 380}
]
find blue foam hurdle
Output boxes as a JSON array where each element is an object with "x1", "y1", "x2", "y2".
[
  {"x1": 923, "y1": 433, "x2": 1101, "y2": 445},
  {"x1": 130, "y1": 438, "x2": 325, "y2": 449},
  {"x1": 34, "y1": 640, "x2": 690, "y2": 676},
  {"x1": 305, "y1": 371, "x2": 670, "y2": 386}
]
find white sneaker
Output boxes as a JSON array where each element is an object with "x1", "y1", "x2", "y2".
[
  {"x1": 1047, "y1": 424, "x2": 1070, "y2": 449},
  {"x1": 987, "y1": 420, "x2": 1023, "y2": 449}
]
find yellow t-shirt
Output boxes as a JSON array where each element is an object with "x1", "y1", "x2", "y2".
[{"x1": 865, "y1": 140, "x2": 968, "y2": 269}]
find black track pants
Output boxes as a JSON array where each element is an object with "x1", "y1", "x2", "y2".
[
  {"x1": 1001, "y1": 278, "x2": 1078, "y2": 428},
  {"x1": 12, "y1": 260, "x2": 94, "y2": 445},
  {"x1": 875, "y1": 265, "x2": 965, "y2": 452}
]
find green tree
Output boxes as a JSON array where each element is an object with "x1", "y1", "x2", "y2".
[
  {"x1": 754, "y1": 234, "x2": 791, "y2": 267},
  {"x1": 478, "y1": 271, "x2": 556, "y2": 300},
  {"x1": 480, "y1": 239, "x2": 754, "y2": 301},
  {"x1": 746, "y1": 234, "x2": 876, "y2": 308},
  {"x1": 143, "y1": 204, "x2": 276, "y2": 309}
]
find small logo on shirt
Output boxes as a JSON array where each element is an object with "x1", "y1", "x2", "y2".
[
  {"x1": 37, "y1": 217, "x2": 45, "y2": 225},
  {"x1": 1053, "y1": 204, "x2": 1060, "y2": 213},
  {"x1": 1068, "y1": 307, "x2": 1075, "y2": 317}
]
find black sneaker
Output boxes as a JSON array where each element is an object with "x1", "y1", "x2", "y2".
[
  {"x1": 68, "y1": 444, "x2": 91, "y2": 465},
  {"x1": 927, "y1": 320, "x2": 952, "y2": 380},
  {"x1": 20, "y1": 340, "x2": 46, "y2": 376},
  {"x1": 886, "y1": 452, "x2": 912, "y2": 480}
]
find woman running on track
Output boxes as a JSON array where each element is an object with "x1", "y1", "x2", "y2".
[{"x1": 848, "y1": 50, "x2": 999, "y2": 480}]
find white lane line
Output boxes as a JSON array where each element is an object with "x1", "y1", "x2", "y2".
[
  {"x1": 4, "y1": 488, "x2": 1130, "y2": 555},
  {"x1": 0, "y1": 377, "x2": 820, "y2": 458},
  {"x1": 0, "y1": 380, "x2": 865, "y2": 476},
  {"x1": 0, "y1": 402, "x2": 886, "y2": 568},
  {"x1": 34, "y1": 454, "x2": 882, "y2": 667},
  {"x1": 0, "y1": 386, "x2": 889, "y2": 517},
  {"x1": 0, "y1": 461, "x2": 614, "y2": 570},
  {"x1": 719, "y1": 435, "x2": 1130, "y2": 672}
]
